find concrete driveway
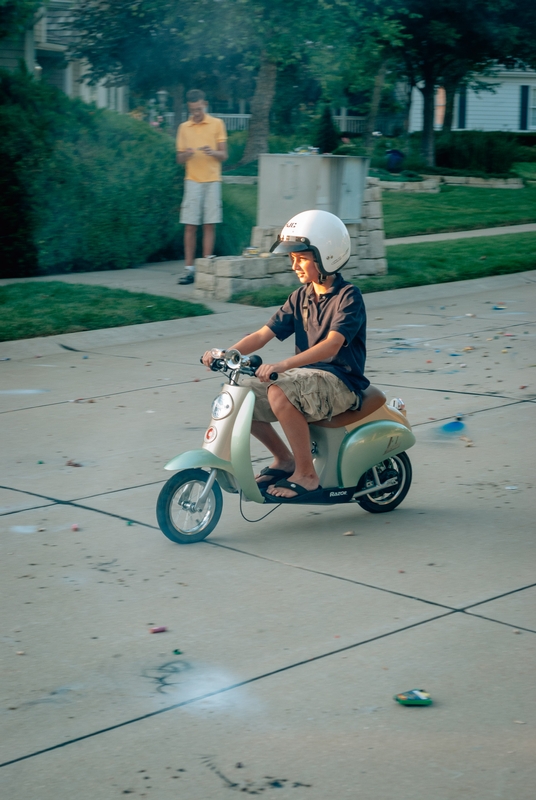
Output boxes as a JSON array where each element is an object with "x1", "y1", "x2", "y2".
[{"x1": 1, "y1": 271, "x2": 535, "y2": 799}]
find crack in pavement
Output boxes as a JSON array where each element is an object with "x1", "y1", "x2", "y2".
[
  {"x1": 0, "y1": 375, "x2": 220, "y2": 415},
  {"x1": 0, "y1": 611, "x2": 455, "y2": 770}
]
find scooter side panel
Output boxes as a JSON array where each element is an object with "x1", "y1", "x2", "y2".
[
  {"x1": 164, "y1": 450, "x2": 232, "y2": 473},
  {"x1": 338, "y1": 421, "x2": 416, "y2": 487},
  {"x1": 230, "y1": 390, "x2": 265, "y2": 504}
]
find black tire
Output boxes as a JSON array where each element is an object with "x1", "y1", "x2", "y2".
[
  {"x1": 156, "y1": 469, "x2": 223, "y2": 544},
  {"x1": 357, "y1": 452, "x2": 412, "y2": 514}
]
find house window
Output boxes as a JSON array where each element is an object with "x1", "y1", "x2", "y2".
[{"x1": 531, "y1": 87, "x2": 536, "y2": 129}]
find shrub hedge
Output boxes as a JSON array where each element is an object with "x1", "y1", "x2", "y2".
[
  {"x1": 435, "y1": 131, "x2": 520, "y2": 174},
  {"x1": 0, "y1": 68, "x2": 183, "y2": 278}
]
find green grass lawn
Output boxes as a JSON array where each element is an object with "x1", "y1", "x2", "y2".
[
  {"x1": 220, "y1": 182, "x2": 536, "y2": 241},
  {"x1": 513, "y1": 162, "x2": 536, "y2": 181},
  {"x1": 0, "y1": 282, "x2": 211, "y2": 342},
  {"x1": 232, "y1": 232, "x2": 536, "y2": 306},
  {"x1": 382, "y1": 184, "x2": 536, "y2": 238}
]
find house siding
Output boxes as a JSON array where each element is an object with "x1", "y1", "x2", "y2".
[
  {"x1": 0, "y1": 31, "x2": 34, "y2": 71},
  {"x1": 409, "y1": 69, "x2": 536, "y2": 133}
]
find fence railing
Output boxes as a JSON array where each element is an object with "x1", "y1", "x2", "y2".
[
  {"x1": 333, "y1": 116, "x2": 367, "y2": 133},
  {"x1": 178, "y1": 112, "x2": 403, "y2": 136}
]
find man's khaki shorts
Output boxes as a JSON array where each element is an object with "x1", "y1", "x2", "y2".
[
  {"x1": 180, "y1": 180, "x2": 222, "y2": 225},
  {"x1": 243, "y1": 368, "x2": 361, "y2": 424}
]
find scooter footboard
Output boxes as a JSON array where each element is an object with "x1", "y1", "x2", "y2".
[{"x1": 338, "y1": 421, "x2": 415, "y2": 487}]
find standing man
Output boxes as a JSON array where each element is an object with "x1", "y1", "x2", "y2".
[{"x1": 176, "y1": 89, "x2": 228, "y2": 284}]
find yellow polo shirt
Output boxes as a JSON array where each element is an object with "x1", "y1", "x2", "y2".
[{"x1": 176, "y1": 114, "x2": 227, "y2": 183}]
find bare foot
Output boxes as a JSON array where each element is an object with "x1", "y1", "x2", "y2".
[
  {"x1": 266, "y1": 472, "x2": 319, "y2": 498},
  {"x1": 255, "y1": 461, "x2": 295, "y2": 485}
]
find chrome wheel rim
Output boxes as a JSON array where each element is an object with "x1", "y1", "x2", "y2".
[
  {"x1": 170, "y1": 480, "x2": 216, "y2": 535},
  {"x1": 366, "y1": 456, "x2": 407, "y2": 506}
]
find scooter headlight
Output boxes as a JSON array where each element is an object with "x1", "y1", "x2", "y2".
[{"x1": 211, "y1": 391, "x2": 234, "y2": 420}]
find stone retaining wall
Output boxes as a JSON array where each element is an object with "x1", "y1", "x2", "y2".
[
  {"x1": 423, "y1": 174, "x2": 523, "y2": 189},
  {"x1": 380, "y1": 178, "x2": 440, "y2": 193},
  {"x1": 194, "y1": 178, "x2": 387, "y2": 301}
]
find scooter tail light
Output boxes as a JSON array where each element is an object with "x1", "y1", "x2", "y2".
[{"x1": 390, "y1": 397, "x2": 406, "y2": 412}]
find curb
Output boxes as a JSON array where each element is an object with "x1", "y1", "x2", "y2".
[{"x1": 1, "y1": 271, "x2": 535, "y2": 360}]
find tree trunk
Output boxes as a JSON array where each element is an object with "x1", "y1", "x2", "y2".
[
  {"x1": 442, "y1": 81, "x2": 457, "y2": 133},
  {"x1": 401, "y1": 79, "x2": 414, "y2": 147},
  {"x1": 364, "y1": 60, "x2": 388, "y2": 152},
  {"x1": 420, "y1": 73, "x2": 436, "y2": 167},
  {"x1": 239, "y1": 54, "x2": 277, "y2": 166}
]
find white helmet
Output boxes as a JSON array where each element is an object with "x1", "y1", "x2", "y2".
[{"x1": 270, "y1": 209, "x2": 351, "y2": 276}]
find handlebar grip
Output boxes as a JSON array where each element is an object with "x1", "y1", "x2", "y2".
[{"x1": 269, "y1": 372, "x2": 278, "y2": 381}]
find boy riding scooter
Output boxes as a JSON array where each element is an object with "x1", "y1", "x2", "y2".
[{"x1": 203, "y1": 209, "x2": 385, "y2": 502}]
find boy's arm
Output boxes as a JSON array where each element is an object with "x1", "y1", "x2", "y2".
[
  {"x1": 228, "y1": 325, "x2": 275, "y2": 353},
  {"x1": 201, "y1": 326, "x2": 275, "y2": 367},
  {"x1": 255, "y1": 331, "x2": 344, "y2": 382}
]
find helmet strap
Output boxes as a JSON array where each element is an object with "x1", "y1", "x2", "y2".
[{"x1": 314, "y1": 261, "x2": 327, "y2": 284}]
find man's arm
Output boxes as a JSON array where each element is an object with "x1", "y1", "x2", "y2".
[
  {"x1": 176, "y1": 149, "x2": 194, "y2": 164},
  {"x1": 255, "y1": 331, "x2": 344, "y2": 382},
  {"x1": 198, "y1": 140, "x2": 228, "y2": 162}
]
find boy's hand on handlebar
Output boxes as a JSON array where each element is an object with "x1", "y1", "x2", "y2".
[
  {"x1": 201, "y1": 350, "x2": 215, "y2": 368},
  {"x1": 255, "y1": 363, "x2": 284, "y2": 382}
]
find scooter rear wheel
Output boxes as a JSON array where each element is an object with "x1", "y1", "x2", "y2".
[
  {"x1": 357, "y1": 452, "x2": 412, "y2": 513},
  {"x1": 157, "y1": 468, "x2": 223, "y2": 543}
]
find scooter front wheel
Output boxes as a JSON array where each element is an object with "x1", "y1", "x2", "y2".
[
  {"x1": 357, "y1": 452, "x2": 412, "y2": 513},
  {"x1": 157, "y1": 468, "x2": 223, "y2": 544}
]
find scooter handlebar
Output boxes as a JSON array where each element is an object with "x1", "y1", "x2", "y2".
[{"x1": 269, "y1": 372, "x2": 278, "y2": 381}]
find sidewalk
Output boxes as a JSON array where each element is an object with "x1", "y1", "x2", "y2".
[
  {"x1": 1, "y1": 223, "x2": 535, "y2": 306},
  {"x1": 385, "y1": 222, "x2": 536, "y2": 246},
  {"x1": 0, "y1": 271, "x2": 535, "y2": 799}
]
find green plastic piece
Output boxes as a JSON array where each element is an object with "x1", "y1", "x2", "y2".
[
  {"x1": 394, "y1": 688, "x2": 433, "y2": 706},
  {"x1": 173, "y1": 649, "x2": 183, "y2": 655},
  {"x1": 338, "y1": 420, "x2": 416, "y2": 487},
  {"x1": 164, "y1": 448, "x2": 232, "y2": 474}
]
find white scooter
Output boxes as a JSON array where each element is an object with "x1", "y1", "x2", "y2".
[{"x1": 157, "y1": 349, "x2": 416, "y2": 543}]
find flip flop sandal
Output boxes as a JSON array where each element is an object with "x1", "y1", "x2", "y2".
[
  {"x1": 264, "y1": 478, "x2": 323, "y2": 503},
  {"x1": 256, "y1": 467, "x2": 293, "y2": 485}
]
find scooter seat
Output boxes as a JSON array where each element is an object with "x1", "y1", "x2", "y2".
[{"x1": 313, "y1": 385, "x2": 387, "y2": 429}]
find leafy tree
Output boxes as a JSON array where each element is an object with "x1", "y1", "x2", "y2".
[
  {"x1": 229, "y1": 0, "x2": 322, "y2": 165},
  {"x1": 68, "y1": 0, "x2": 244, "y2": 121},
  {"x1": 320, "y1": 1, "x2": 406, "y2": 150},
  {"x1": 0, "y1": 0, "x2": 43, "y2": 41},
  {"x1": 330, "y1": 0, "x2": 536, "y2": 165}
]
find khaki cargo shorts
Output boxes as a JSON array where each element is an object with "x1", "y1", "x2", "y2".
[
  {"x1": 180, "y1": 180, "x2": 222, "y2": 225},
  {"x1": 243, "y1": 368, "x2": 361, "y2": 424}
]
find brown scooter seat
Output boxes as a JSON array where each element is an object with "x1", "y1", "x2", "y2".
[{"x1": 314, "y1": 385, "x2": 389, "y2": 429}]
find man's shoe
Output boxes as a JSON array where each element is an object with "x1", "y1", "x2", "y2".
[{"x1": 178, "y1": 272, "x2": 194, "y2": 285}]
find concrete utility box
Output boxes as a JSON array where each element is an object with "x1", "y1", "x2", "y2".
[{"x1": 257, "y1": 154, "x2": 370, "y2": 227}]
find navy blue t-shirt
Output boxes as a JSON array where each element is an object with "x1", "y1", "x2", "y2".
[{"x1": 267, "y1": 274, "x2": 370, "y2": 395}]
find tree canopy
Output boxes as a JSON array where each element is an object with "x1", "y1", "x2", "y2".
[
  {"x1": 0, "y1": 0, "x2": 43, "y2": 40},
  {"x1": 68, "y1": 0, "x2": 536, "y2": 166}
]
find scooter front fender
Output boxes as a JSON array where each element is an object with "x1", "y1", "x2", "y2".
[
  {"x1": 338, "y1": 420, "x2": 416, "y2": 487},
  {"x1": 165, "y1": 449, "x2": 232, "y2": 473}
]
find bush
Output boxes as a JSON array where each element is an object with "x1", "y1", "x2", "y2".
[
  {"x1": 0, "y1": 68, "x2": 182, "y2": 278},
  {"x1": 435, "y1": 131, "x2": 519, "y2": 174},
  {"x1": 314, "y1": 104, "x2": 340, "y2": 153}
]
